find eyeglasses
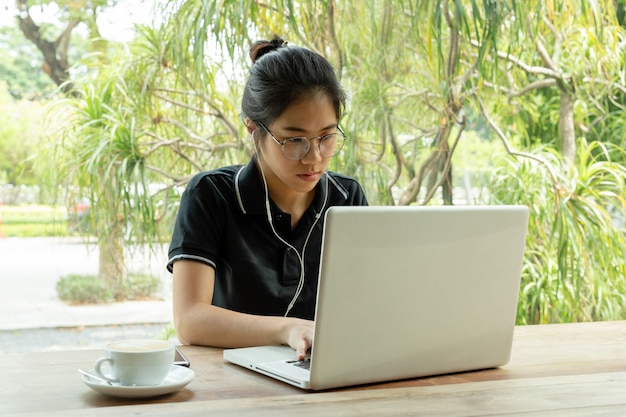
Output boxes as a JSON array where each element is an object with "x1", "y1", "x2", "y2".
[{"x1": 258, "y1": 122, "x2": 346, "y2": 161}]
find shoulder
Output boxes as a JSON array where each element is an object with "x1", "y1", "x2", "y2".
[
  {"x1": 185, "y1": 165, "x2": 243, "y2": 192},
  {"x1": 179, "y1": 165, "x2": 245, "y2": 211},
  {"x1": 175, "y1": 165, "x2": 248, "y2": 229}
]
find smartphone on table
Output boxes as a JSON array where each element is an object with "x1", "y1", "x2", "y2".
[{"x1": 174, "y1": 346, "x2": 191, "y2": 367}]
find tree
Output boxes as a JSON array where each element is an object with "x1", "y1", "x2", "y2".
[
  {"x1": 12, "y1": 0, "x2": 116, "y2": 94},
  {"x1": 46, "y1": 0, "x2": 626, "y2": 322},
  {"x1": 479, "y1": 2, "x2": 626, "y2": 166}
]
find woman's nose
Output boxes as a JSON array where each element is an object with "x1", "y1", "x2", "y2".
[{"x1": 300, "y1": 138, "x2": 323, "y2": 163}]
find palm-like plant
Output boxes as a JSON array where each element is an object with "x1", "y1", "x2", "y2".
[
  {"x1": 49, "y1": 76, "x2": 156, "y2": 287},
  {"x1": 488, "y1": 141, "x2": 626, "y2": 324}
]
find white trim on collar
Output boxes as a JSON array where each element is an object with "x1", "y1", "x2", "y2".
[{"x1": 327, "y1": 173, "x2": 349, "y2": 200}]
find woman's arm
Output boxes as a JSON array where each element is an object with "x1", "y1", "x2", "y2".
[{"x1": 172, "y1": 260, "x2": 313, "y2": 359}]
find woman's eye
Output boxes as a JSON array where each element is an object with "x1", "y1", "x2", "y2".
[{"x1": 288, "y1": 137, "x2": 307, "y2": 144}]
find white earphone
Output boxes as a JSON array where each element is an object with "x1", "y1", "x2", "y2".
[{"x1": 252, "y1": 128, "x2": 328, "y2": 316}]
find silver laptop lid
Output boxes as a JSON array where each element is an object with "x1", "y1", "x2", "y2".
[{"x1": 309, "y1": 205, "x2": 529, "y2": 390}]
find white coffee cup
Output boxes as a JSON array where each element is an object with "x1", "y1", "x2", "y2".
[{"x1": 93, "y1": 339, "x2": 175, "y2": 386}]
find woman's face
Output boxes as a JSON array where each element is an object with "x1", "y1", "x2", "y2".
[{"x1": 256, "y1": 92, "x2": 338, "y2": 201}]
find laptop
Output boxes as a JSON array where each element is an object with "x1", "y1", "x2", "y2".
[{"x1": 224, "y1": 205, "x2": 529, "y2": 390}]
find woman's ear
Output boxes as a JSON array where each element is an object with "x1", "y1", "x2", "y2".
[{"x1": 244, "y1": 118, "x2": 257, "y2": 135}]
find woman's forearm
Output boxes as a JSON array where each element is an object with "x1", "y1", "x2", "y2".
[{"x1": 175, "y1": 302, "x2": 299, "y2": 348}]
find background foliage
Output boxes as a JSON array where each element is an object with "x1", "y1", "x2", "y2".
[{"x1": 1, "y1": 0, "x2": 625, "y2": 324}]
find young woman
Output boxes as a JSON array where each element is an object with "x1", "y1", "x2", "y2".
[{"x1": 167, "y1": 37, "x2": 368, "y2": 360}]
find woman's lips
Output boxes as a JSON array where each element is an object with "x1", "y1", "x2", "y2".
[{"x1": 297, "y1": 172, "x2": 321, "y2": 182}]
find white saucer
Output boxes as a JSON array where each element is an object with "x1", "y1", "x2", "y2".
[{"x1": 81, "y1": 365, "x2": 195, "y2": 398}]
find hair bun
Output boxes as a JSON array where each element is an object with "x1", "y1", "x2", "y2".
[{"x1": 249, "y1": 36, "x2": 288, "y2": 63}]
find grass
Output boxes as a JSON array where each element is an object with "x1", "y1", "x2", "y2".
[{"x1": 0, "y1": 205, "x2": 73, "y2": 237}]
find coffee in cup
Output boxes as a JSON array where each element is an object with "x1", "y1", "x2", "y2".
[{"x1": 93, "y1": 339, "x2": 175, "y2": 386}]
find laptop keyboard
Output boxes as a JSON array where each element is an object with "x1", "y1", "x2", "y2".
[{"x1": 287, "y1": 358, "x2": 311, "y2": 370}]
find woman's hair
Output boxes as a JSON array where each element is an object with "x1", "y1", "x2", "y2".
[{"x1": 241, "y1": 36, "x2": 346, "y2": 127}]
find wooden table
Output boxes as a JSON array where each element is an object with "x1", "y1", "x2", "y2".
[{"x1": 3, "y1": 321, "x2": 626, "y2": 416}]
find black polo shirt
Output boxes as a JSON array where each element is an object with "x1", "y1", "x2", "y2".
[{"x1": 167, "y1": 158, "x2": 368, "y2": 320}]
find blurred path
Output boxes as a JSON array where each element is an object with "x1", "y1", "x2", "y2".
[{"x1": 0, "y1": 237, "x2": 174, "y2": 353}]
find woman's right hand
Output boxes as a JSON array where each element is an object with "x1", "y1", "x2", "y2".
[{"x1": 284, "y1": 318, "x2": 314, "y2": 360}]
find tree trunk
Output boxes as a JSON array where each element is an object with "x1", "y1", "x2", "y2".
[
  {"x1": 559, "y1": 90, "x2": 576, "y2": 166},
  {"x1": 440, "y1": 141, "x2": 453, "y2": 205},
  {"x1": 98, "y1": 220, "x2": 126, "y2": 298}
]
